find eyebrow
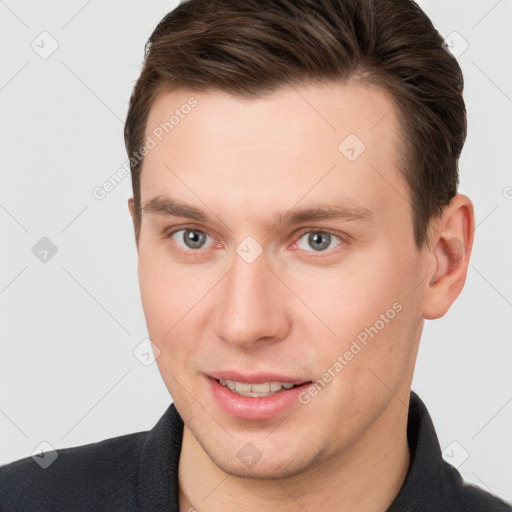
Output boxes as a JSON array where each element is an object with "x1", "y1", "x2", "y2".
[{"x1": 141, "y1": 195, "x2": 374, "y2": 226}]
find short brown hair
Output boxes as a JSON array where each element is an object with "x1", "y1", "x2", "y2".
[{"x1": 124, "y1": 0, "x2": 466, "y2": 248}]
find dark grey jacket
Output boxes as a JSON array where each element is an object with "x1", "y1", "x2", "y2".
[{"x1": 0, "y1": 392, "x2": 510, "y2": 511}]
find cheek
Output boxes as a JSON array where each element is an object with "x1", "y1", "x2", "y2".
[
  {"x1": 138, "y1": 246, "x2": 172, "y2": 334},
  {"x1": 137, "y1": 247, "x2": 205, "y2": 395},
  {"x1": 287, "y1": 254, "x2": 403, "y2": 328},
  {"x1": 137, "y1": 241, "x2": 222, "y2": 373},
  {"x1": 137, "y1": 240, "x2": 205, "y2": 332},
  {"x1": 289, "y1": 245, "x2": 422, "y2": 372}
]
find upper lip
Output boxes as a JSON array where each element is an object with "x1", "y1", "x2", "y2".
[{"x1": 208, "y1": 370, "x2": 310, "y2": 385}]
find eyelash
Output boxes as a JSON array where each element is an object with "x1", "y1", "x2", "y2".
[{"x1": 164, "y1": 225, "x2": 347, "y2": 257}]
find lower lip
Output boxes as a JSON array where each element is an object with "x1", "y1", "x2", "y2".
[{"x1": 208, "y1": 377, "x2": 311, "y2": 421}]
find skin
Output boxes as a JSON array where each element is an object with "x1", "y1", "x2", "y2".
[{"x1": 128, "y1": 81, "x2": 474, "y2": 512}]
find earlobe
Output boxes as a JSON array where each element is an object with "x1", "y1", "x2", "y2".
[{"x1": 422, "y1": 194, "x2": 475, "y2": 320}]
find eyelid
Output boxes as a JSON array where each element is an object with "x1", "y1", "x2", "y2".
[{"x1": 164, "y1": 223, "x2": 212, "y2": 238}]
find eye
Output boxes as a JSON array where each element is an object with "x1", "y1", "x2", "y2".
[
  {"x1": 170, "y1": 228, "x2": 214, "y2": 251},
  {"x1": 296, "y1": 231, "x2": 343, "y2": 252}
]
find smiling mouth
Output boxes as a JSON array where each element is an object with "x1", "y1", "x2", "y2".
[{"x1": 217, "y1": 378, "x2": 304, "y2": 397}]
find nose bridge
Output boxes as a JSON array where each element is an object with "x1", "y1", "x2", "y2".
[{"x1": 214, "y1": 247, "x2": 287, "y2": 347}]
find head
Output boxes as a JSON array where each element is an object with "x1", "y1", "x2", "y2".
[{"x1": 125, "y1": 0, "x2": 474, "y2": 479}]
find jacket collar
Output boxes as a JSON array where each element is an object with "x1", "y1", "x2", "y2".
[
  {"x1": 137, "y1": 402, "x2": 183, "y2": 512},
  {"x1": 387, "y1": 391, "x2": 447, "y2": 510}
]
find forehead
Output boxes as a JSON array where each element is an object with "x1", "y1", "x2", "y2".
[
  {"x1": 140, "y1": 82, "x2": 408, "y2": 228},
  {"x1": 144, "y1": 81, "x2": 399, "y2": 157}
]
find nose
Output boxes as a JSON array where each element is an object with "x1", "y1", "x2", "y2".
[{"x1": 213, "y1": 248, "x2": 291, "y2": 349}]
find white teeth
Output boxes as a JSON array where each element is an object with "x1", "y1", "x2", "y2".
[
  {"x1": 251, "y1": 382, "x2": 271, "y2": 393},
  {"x1": 218, "y1": 379, "x2": 297, "y2": 397},
  {"x1": 235, "y1": 382, "x2": 252, "y2": 393},
  {"x1": 269, "y1": 382, "x2": 282, "y2": 392}
]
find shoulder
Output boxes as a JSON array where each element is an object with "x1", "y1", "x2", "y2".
[
  {"x1": 441, "y1": 461, "x2": 511, "y2": 511},
  {"x1": 398, "y1": 392, "x2": 511, "y2": 511},
  {"x1": 0, "y1": 430, "x2": 148, "y2": 512}
]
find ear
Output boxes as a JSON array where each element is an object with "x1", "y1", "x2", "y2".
[
  {"x1": 422, "y1": 194, "x2": 475, "y2": 320},
  {"x1": 127, "y1": 197, "x2": 139, "y2": 252}
]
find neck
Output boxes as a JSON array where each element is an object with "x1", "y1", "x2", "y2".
[{"x1": 178, "y1": 395, "x2": 411, "y2": 512}]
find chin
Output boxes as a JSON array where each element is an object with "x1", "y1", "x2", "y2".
[{"x1": 199, "y1": 435, "x2": 328, "y2": 481}]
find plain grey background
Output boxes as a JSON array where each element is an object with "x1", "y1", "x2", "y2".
[{"x1": 1, "y1": 0, "x2": 511, "y2": 502}]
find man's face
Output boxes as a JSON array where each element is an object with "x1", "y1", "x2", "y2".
[{"x1": 135, "y1": 82, "x2": 430, "y2": 478}]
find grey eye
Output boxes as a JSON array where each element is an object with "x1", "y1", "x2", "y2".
[
  {"x1": 172, "y1": 229, "x2": 211, "y2": 250},
  {"x1": 297, "y1": 231, "x2": 341, "y2": 252}
]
